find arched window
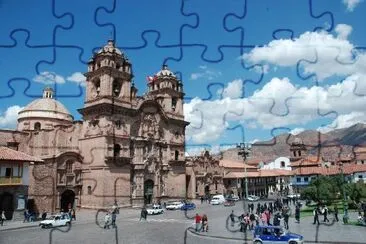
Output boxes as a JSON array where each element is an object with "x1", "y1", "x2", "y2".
[
  {"x1": 34, "y1": 122, "x2": 41, "y2": 131},
  {"x1": 298, "y1": 150, "x2": 302, "y2": 156},
  {"x1": 293, "y1": 151, "x2": 297, "y2": 157},
  {"x1": 66, "y1": 160, "x2": 73, "y2": 174},
  {"x1": 113, "y1": 80, "x2": 121, "y2": 97},
  {"x1": 95, "y1": 79, "x2": 101, "y2": 95},
  {"x1": 114, "y1": 144, "x2": 121, "y2": 157}
]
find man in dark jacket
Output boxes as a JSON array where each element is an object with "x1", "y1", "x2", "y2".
[{"x1": 313, "y1": 207, "x2": 320, "y2": 225}]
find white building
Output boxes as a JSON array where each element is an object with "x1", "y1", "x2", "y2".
[{"x1": 262, "y1": 157, "x2": 291, "y2": 170}]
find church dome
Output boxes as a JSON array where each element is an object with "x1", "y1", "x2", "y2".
[
  {"x1": 18, "y1": 88, "x2": 73, "y2": 122},
  {"x1": 97, "y1": 40, "x2": 123, "y2": 56},
  {"x1": 155, "y1": 64, "x2": 176, "y2": 78}
]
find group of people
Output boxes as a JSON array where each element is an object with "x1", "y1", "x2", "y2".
[
  {"x1": 230, "y1": 199, "x2": 301, "y2": 232},
  {"x1": 104, "y1": 202, "x2": 119, "y2": 229},
  {"x1": 195, "y1": 213, "x2": 209, "y2": 232}
]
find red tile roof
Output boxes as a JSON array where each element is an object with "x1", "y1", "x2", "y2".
[
  {"x1": 0, "y1": 147, "x2": 43, "y2": 162},
  {"x1": 293, "y1": 164, "x2": 366, "y2": 176},
  {"x1": 219, "y1": 159, "x2": 257, "y2": 169},
  {"x1": 224, "y1": 169, "x2": 293, "y2": 178},
  {"x1": 291, "y1": 156, "x2": 322, "y2": 167}
]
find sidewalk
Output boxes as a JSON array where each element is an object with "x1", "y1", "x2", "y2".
[{"x1": 0, "y1": 208, "x2": 140, "y2": 231}]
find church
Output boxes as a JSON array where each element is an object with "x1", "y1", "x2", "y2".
[{"x1": 0, "y1": 40, "x2": 189, "y2": 213}]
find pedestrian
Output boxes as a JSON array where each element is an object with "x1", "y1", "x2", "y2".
[
  {"x1": 334, "y1": 205, "x2": 339, "y2": 222},
  {"x1": 104, "y1": 212, "x2": 111, "y2": 229},
  {"x1": 295, "y1": 205, "x2": 300, "y2": 223},
  {"x1": 323, "y1": 206, "x2": 329, "y2": 222},
  {"x1": 71, "y1": 209, "x2": 76, "y2": 221},
  {"x1": 249, "y1": 212, "x2": 256, "y2": 230},
  {"x1": 201, "y1": 214, "x2": 208, "y2": 232},
  {"x1": 140, "y1": 206, "x2": 147, "y2": 221},
  {"x1": 113, "y1": 200, "x2": 119, "y2": 214},
  {"x1": 230, "y1": 210, "x2": 235, "y2": 227},
  {"x1": 283, "y1": 211, "x2": 289, "y2": 230},
  {"x1": 23, "y1": 209, "x2": 28, "y2": 223},
  {"x1": 0, "y1": 211, "x2": 5, "y2": 226},
  {"x1": 200, "y1": 196, "x2": 204, "y2": 204},
  {"x1": 111, "y1": 211, "x2": 117, "y2": 228},
  {"x1": 273, "y1": 212, "x2": 281, "y2": 226},
  {"x1": 261, "y1": 211, "x2": 268, "y2": 225},
  {"x1": 313, "y1": 207, "x2": 320, "y2": 225},
  {"x1": 195, "y1": 213, "x2": 202, "y2": 232}
]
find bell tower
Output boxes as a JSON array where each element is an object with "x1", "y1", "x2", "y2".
[
  {"x1": 147, "y1": 64, "x2": 184, "y2": 116},
  {"x1": 83, "y1": 40, "x2": 136, "y2": 104}
]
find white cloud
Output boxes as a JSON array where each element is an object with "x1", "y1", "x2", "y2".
[
  {"x1": 318, "y1": 111, "x2": 366, "y2": 133},
  {"x1": 33, "y1": 72, "x2": 65, "y2": 84},
  {"x1": 290, "y1": 128, "x2": 305, "y2": 135},
  {"x1": 184, "y1": 75, "x2": 366, "y2": 144},
  {"x1": 190, "y1": 66, "x2": 222, "y2": 80},
  {"x1": 242, "y1": 24, "x2": 366, "y2": 81},
  {"x1": 66, "y1": 72, "x2": 86, "y2": 86},
  {"x1": 0, "y1": 105, "x2": 23, "y2": 129},
  {"x1": 343, "y1": 0, "x2": 363, "y2": 12},
  {"x1": 217, "y1": 79, "x2": 243, "y2": 99}
]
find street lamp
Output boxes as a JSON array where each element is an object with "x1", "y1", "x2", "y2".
[
  {"x1": 339, "y1": 162, "x2": 349, "y2": 224},
  {"x1": 237, "y1": 143, "x2": 250, "y2": 200}
]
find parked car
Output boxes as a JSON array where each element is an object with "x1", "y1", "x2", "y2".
[
  {"x1": 247, "y1": 195, "x2": 260, "y2": 201},
  {"x1": 224, "y1": 200, "x2": 235, "y2": 207},
  {"x1": 211, "y1": 195, "x2": 226, "y2": 205},
  {"x1": 165, "y1": 201, "x2": 184, "y2": 210},
  {"x1": 226, "y1": 195, "x2": 240, "y2": 202},
  {"x1": 146, "y1": 204, "x2": 164, "y2": 215},
  {"x1": 253, "y1": 225, "x2": 304, "y2": 244},
  {"x1": 181, "y1": 202, "x2": 196, "y2": 210},
  {"x1": 39, "y1": 214, "x2": 71, "y2": 228}
]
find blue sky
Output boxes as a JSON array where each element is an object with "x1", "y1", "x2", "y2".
[{"x1": 0, "y1": 0, "x2": 366, "y2": 154}]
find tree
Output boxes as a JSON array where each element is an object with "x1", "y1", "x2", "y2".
[{"x1": 302, "y1": 176, "x2": 340, "y2": 205}]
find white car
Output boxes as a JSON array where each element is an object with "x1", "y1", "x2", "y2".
[
  {"x1": 146, "y1": 205, "x2": 164, "y2": 215},
  {"x1": 210, "y1": 195, "x2": 226, "y2": 205},
  {"x1": 247, "y1": 195, "x2": 260, "y2": 201},
  {"x1": 165, "y1": 201, "x2": 184, "y2": 210},
  {"x1": 39, "y1": 214, "x2": 71, "y2": 228}
]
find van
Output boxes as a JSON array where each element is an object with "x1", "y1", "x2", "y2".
[{"x1": 210, "y1": 194, "x2": 225, "y2": 205}]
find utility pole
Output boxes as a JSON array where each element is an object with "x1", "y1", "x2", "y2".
[{"x1": 237, "y1": 143, "x2": 250, "y2": 199}]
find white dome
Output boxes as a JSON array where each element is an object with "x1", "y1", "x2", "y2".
[
  {"x1": 18, "y1": 89, "x2": 73, "y2": 122},
  {"x1": 97, "y1": 40, "x2": 123, "y2": 56},
  {"x1": 156, "y1": 65, "x2": 176, "y2": 78}
]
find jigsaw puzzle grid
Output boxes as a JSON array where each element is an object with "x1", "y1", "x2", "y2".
[{"x1": 1, "y1": 0, "x2": 366, "y2": 243}]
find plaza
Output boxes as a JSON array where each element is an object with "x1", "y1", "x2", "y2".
[{"x1": 1, "y1": 200, "x2": 365, "y2": 244}]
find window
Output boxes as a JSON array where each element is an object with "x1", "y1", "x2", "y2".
[
  {"x1": 296, "y1": 177, "x2": 301, "y2": 182},
  {"x1": 298, "y1": 150, "x2": 302, "y2": 156},
  {"x1": 215, "y1": 182, "x2": 218, "y2": 190},
  {"x1": 115, "y1": 120, "x2": 121, "y2": 129},
  {"x1": 280, "y1": 161, "x2": 285, "y2": 168},
  {"x1": 112, "y1": 80, "x2": 121, "y2": 97},
  {"x1": 95, "y1": 80, "x2": 101, "y2": 95},
  {"x1": 293, "y1": 151, "x2": 297, "y2": 157},
  {"x1": 304, "y1": 177, "x2": 309, "y2": 182},
  {"x1": 195, "y1": 184, "x2": 198, "y2": 193},
  {"x1": 228, "y1": 180, "x2": 232, "y2": 185},
  {"x1": 114, "y1": 144, "x2": 121, "y2": 157},
  {"x1": 175, "y1": 150, "x2": 179, "y2": 161},
  {"x1": 87, "y1": 186, "x2": 92, "y2": 195},
  {"x1": 362, "y1": 160, "x2": 365, "y2": 165},
  {"x1": 5, "y1": 168, "x2": 11, "y2": 177},
  {"x1": 172, "y1": 98, "x2": 177, "y2": 111},
  {"x1": 34, "y1": 122, "x2": 41, "y2": 131},
  {"x1": 66, "y1": 161, "x2": 73, "y2": 174},
  {"x1": 359, "y1": 175, "x2": 363, "y2": 179}
]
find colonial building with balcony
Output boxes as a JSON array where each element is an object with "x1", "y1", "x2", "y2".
[
  {"x1": 0, "y1": 40, "x2": 189, "y2": 213},
  {"x1": 186, "y1": 150, "x2": 224, "y2": 199},
  {"x1": 0, "y1": 146, "x2": 43, "y2": 220}
]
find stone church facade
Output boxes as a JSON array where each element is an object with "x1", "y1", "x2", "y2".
[{"x1": 0, "y1": 40, "x2": 189, "y2": 212}]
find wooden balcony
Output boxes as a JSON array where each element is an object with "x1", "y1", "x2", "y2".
[{"x1": 0, "y1": 177, "x2": 22, "y2": 185}]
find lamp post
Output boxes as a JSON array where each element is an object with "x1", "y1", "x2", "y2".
[
  {"x1": 339, "y1": 162, "x2": 349, "y2": 224},
  {"x1": 237, "y1": 143, "x2": 250, "y2": 200}
]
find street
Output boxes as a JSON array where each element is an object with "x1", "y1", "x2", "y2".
[{"x1": 1, "y1": 200, "x2": 365, "y2": 244}]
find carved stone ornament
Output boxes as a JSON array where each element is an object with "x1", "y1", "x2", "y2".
[{"x1": 141, "y1": 114, "x2": 159, "y2": 138}]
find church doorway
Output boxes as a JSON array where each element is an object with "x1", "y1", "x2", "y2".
[
  {"x1": 204, "y1": 185, "x2": 210, "y2": 197},
  {"x1": 144, "y1": 180, "x2": 154, "y2": 205},
  {"x1": 60, "y1": 190, "x2": 75, "y2": 212},
  {"x1": 0, "y1": 192, "x2": 14, "y2": 220}
]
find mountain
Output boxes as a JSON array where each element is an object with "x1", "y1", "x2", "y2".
[{"x1": 249, "y1": 123, "x2": 366, "y2": 161}]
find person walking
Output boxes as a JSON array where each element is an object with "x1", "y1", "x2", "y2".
[
  {"x1": 195, "y1": 213, "x2": 202, "y2": 232},
  {"x1": 111, "y1": 211, "x2": 117, "y2": 228},
  {"x1": 0, "y1": 211, "x2": 5, "y2": 226},
  {"x1": 295, "y1": 205, "x2": 300, "y2": 223},
  {"x1": 230, "y1": 210, "x2": 235, "y2": 227},
  {"x1": 104, "y1": 212, "x2": 111, "y2": 229},
  {"x1": 283, "y1": 211, "x2": 289, "y2": 230},
  {"x1": 323, "y1": 206, "x2": 329, "y2": 222},
  {"x1": 273, "y1": 212, "x2": 281, "y2": 226},
  {"x1": 334, "y1": 205, "x2": 339, "y2": 222},
  {"x1": 201, "y1": 214, "x2": 208, "y2": 232},
  {"x1": 313, "y1": 207, "x2": 320, "y2": 225},
  {"x1": 140, "y1": 207, "x2": 147, "y2": 221},
  {"x1": 71, "y1": 209, "x2": 76, "y2": 221}
]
